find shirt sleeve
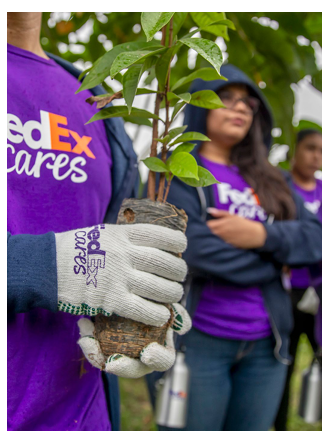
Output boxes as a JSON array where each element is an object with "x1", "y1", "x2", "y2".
[
  {"x1": 7, "y1": 231, "x2": 58, "y2": 313},
  {"x1": 165, "y1": 178, "x2": 281, "y2": 287},
  {"x1": 258, "y1": 191, "x2": 322, "y2": 266}
]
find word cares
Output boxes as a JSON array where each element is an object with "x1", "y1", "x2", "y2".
[
  {"x1": 217, "y1": 182, "x2": 267, "y2": 221},
  {"x1": 7, "y1": 111, "x2": 95, "y2": 183}
]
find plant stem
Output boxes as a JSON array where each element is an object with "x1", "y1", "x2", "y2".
[
  {"x1": 147, "y1": 92, "x2": 162, "y2": 201},
  {"x1": 147, "y1": 24, "x2": 169, "y2": 201},
  {"x1": 163, "y1": 174, "x2": 173, "y2": 202},
  {"x1": 157, "y1": 17, "x2": 174, "y2": 202}
]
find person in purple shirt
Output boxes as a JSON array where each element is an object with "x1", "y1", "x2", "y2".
[
  {"x1": 7, "y1": 13, "x2": 191, "y2": 431},
  {"x1": 275, "y1": 129, "x2": 322, "y2": 430},
  {"x1": 147, "y1": 65, "x2": 322, "y2": 431}
]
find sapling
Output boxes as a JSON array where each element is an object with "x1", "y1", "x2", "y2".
[{"x1": 77, "y1": 12, "x2": 233, "y2": 360}]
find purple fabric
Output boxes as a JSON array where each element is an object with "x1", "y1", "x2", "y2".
[
  {"x1": 7, "y1": 44, "x2": 112, "y2": 430},
  {"x1": 290, "y1": 179, "x2": 322, "y2": 289},
  {"x1": 315, "y1": 301, "x2": 322, "y2": 347},
  {"x1": 193, "y1": 157, "x2": 272, "y2": 340}
]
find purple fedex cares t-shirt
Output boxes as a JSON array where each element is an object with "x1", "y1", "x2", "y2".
[
  {"x1": 7, "y1": 45, "x2": 112, "y2": 430},
  {"x1": 193, "y1": 157, "x2": 272, "y2": 340},
  {"x1": 290, "y1": 179, "x2": 322, "y2": 289}
]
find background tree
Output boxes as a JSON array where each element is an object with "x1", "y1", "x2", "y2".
[{"x1": 40, "y1": 12, "x2": 322, "y2": 167}]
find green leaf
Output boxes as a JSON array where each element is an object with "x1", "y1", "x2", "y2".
[
  {"x1": 113, "y1": 73, "x2": 124, "y2": 84},
  {"x1": 136, "y1": 88, "x2": 159, "y2": 95},
  {"x1": 182, "y1": 18, "x2": 234, "y2": 40},
  {"x1": 167, "y1": 125, "x2": 188, "y2": 142},
  {"x1": 171, "y1": 131, "x2": 211, "y2": 145},
  {"x1": 123, "y1": 116, "x2": 152, "y2": 128},
  {"x1": 143, "y1": 55, "x2": 159, "y2": 71},
  {"x1": 101, "y1": 81, "x2": 115, "y2": 95},
  {"x1": 142, "y1": 157, "x2": 168, "y2": 172},
  {"x1": 168, "y1": 152, "x2": 199, "y2": 179},
  {"x1": 295, "y1": 119, "x2": 322, "y2": 132},
  {"x1": 172, "y1": 12, "x2": 188, "y2": 38},
  {"x1": 143, "y1": 66, "x2": 156, "y2": 86},
  {"x1": 208, "y1": 19, "x2": 236, "y2": 31},
  {"x1": 180, "y1": 38, "x2": 223, "y2": 76},
  {"x1": 156, "y1": 126, "x2": 188, "y2": 145},
  {"x1": 189, "y1": 90, "x2": 225, "y2": 109},
  {"x1": 76, "y1": 41, "x2": 161, "y2": 93},
  {"x1": 167, "y1": 92, "x2": 191, "y2": 104},
  {"x1": 171, "y1": 67, "x2": 227, "y2": 92},
  {"x1": 156, "y1": 43, "x2": 182, "y2": 91},
  {"x1": 78, "y1": 66, "x2": 92, "y2": 82},
  {"x1": 179, "y1": 166, "x2": 220, "y2": 187},
  {"x1": 155, "y1": 135, "x2": 170, "y2": 144},
  {"x1": 141, "y1": 12, "x2": 175, "y2": 42},
  {"x1": 86, "y1": 106, "x2": 162, "y2": 124},
  {"x1": 122, "y1": 65, "x2": 144, "y2": 114},
  {"x1": 170, "y1": 101, "x2": 187, "y2": 122},
  {"x1": 110, "y1": 47, "x2": 166, "y2": 78},
  {"x1": 190, "y1": 12, "x2": 230, "y2": 39},
  {"x1": 172, "y1": 143, "x2": 196, "y2": 155}
]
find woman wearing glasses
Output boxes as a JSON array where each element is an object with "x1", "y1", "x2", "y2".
[{"x1": 160, "y1": 64, "x2": 322, "y2": 431}]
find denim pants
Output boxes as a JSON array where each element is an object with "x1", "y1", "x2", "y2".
[{"x1": 178, "y1": 327, "x2": 288, "y2": 431}]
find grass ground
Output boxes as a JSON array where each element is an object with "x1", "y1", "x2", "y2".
[{"x1": 119, "y1": 334, "x2": 321, "y2": 431}]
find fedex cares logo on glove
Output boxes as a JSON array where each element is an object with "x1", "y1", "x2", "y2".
[{"x1": 74, "y1": 224, "x2": 106, "y2": 287}]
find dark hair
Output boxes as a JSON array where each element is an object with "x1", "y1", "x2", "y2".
[
  {"x1": 297, "y1": 129, "x2": 322, "y2": 145},
  {"x1": 230, "y1": 113, "x2": 296, "y2": 220}
]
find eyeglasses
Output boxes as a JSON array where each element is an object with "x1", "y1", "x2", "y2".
[{"x1": 217, "y1": 90, "x2": 260, "y2": 115}]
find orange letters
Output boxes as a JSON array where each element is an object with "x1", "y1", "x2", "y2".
[
  {"x1": 70, "y1": 131, "x2": 95, "y2": 159},
  {"x1": 48, "y1": 112, "x2": 71, "y2": 152},
  {"x1": 48, "y1": 112, "x2": 94, "y2": 158}
]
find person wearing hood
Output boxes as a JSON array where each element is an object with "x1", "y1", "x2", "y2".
[
  {"x1": 274, "y1": 128, "x2": 322, "y2": 431},
  {"x1": 150, "y1": 64, "x2": 322, "y2": 431}
]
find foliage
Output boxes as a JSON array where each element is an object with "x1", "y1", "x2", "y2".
[
  {"x1": 224, "y1": 13, "x2": 322, "y2": 152},
  {"x1": 53, "y1": 12, "x2": 231, "y2": 201},
  {"x1": 41, "y1": 12, "x2": 321, "y2": 168}
]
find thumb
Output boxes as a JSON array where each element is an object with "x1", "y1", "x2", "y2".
[{"x1": 207, "y1": 208, "x2": 231, "y2": 218}]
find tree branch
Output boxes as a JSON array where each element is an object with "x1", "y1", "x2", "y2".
[
  {"x1": 163, "y1": 173, "x2": 173, "y2": 202},
  {"x1": 157, "y1": 17, "x2": 174, "y2": 202},
  {"x1": 147, "y1": 91, "x2": 162, "y2": 200}
]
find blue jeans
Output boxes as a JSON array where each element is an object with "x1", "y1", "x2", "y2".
[{"x1": 181, "y1": 327, "x2": 288, "y2": 431}]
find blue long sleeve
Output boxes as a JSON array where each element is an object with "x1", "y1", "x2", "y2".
[
  {"x1": 7, "y1": 231, "x2": 58, "y2": 313},
  {"x1": 166, "y1": 178, "x2": 281, "y2": 287},
  {"x1": 258, "y1": 191, "x2": 322, "y2": 266}
]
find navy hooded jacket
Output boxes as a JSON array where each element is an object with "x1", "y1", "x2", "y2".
[{"x1": 164, "y1": 64, "x2": 322, "y2": 364}]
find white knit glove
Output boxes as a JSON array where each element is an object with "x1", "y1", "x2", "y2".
[
  {"x1": 55, "y1": 223, "x2": 187, "y2": 326},
  {"x1": 77, "y1": 303, "x2": 192, "y2": 378}
]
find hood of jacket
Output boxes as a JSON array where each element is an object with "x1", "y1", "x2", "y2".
[{"x1": 183, "y1": 63, "x2": 274, "y2": 150}]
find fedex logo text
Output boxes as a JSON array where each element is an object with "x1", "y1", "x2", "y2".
[
  {"x1": 217, "y1": 182, "x2": 267, "y2": 221},
  {"x1": 73, "y1": 225, "x2": 106, "y2": 288},
  {"x1": 169, "y1": 390, "x2": 187, "y2": 400},
  {"x1": 7, "y1": 111, "x2": 94, "y2": 158},
  {"x1": 7, "y1": 111, "x2": 95, "y2": 183}
]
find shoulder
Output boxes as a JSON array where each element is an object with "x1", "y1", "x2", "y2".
[{"x1": 46, "y1": 52, "x2": 81, "y2": 78}]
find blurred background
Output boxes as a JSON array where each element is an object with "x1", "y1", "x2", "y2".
[
  {"x1": 40, "y1": 12, "x2": 322, "y2": 181},
  {"x1": 40, "y1": 12, "x2": 322, "y2": 430}
]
